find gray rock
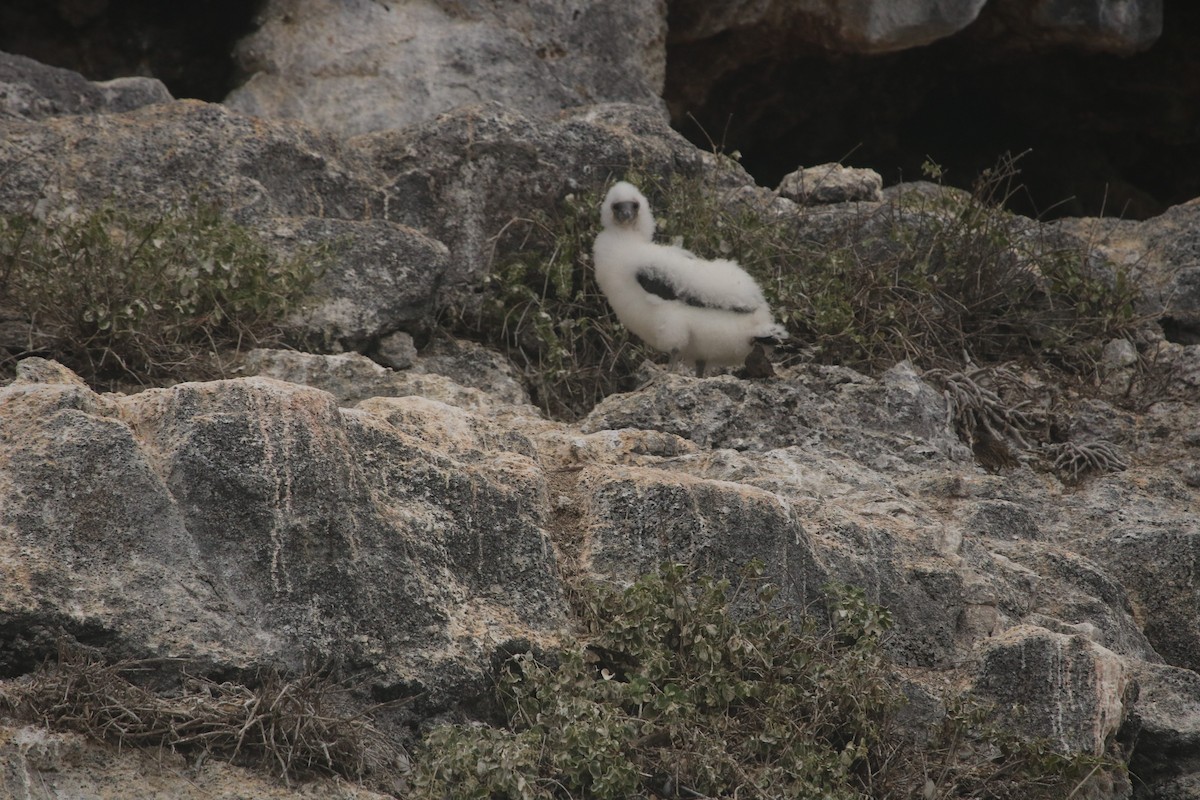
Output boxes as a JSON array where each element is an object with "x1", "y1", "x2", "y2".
[
  {"x1": 1053, "y1": 202, "x2": 1200, "y2": 335},
  {"x1": 1087, "y1": 521, "x2": 1200, "y2": 673},
  {"x1": 777, "y1": 163, "x2": 884, "y2": 205},
  {"x1": 0, "y1": 100, "x2": 375, "y2": 222},
  {"x1": 581, "y1": 362, "x2": 966, "y2": 463},
  {"x1": 0, "y1": 358, "x2": 566, "y2": 706},
  {"x1": 970, "y1": 624, "x2": 1132, "y2": 755},
  {"x1": 2, "y1": 96, "x2": 715, "y2": 346},
  {"x1": 1000, "y1": 0, "x2": 1163, "y2": 55},
  {"x1": 1102, "y1": 338, "x2": 1139, "y2": 370},
  {"x1": 579, "y1": 462, "x2": 827, "y2": 595},
  {"x1": 375, "y1": 330, "x2": 418, "y2": 370},
  {"x1": 1124, "y1": 662, "x2": 1200, "y2": 795},
  {"x1": 242, "y1": 348, "x2": 409, "y2": 405},
  {"x1": 1, "y1": 45, "x2": 1197, "y2": 795},
  {"x1": 408, "y1": 337, "x2": 531, "y2": 407},
  {"x1": 225, "y1": 0, "x2": 667, "y2": 137},
  {"x1": 669, "y1": 0, "x2": 990, "y2": 53},
  {"x1": 243, "y1": 346, "x2": 532, "y2": 410},
  {"x1": 0, "y1": 50, "x2": 171, "y2": 121},
  {"x1": 0, "y1": 100, "x2": 454, "y2": 347},
  {"x1": 355, "y1": 100, "x2": 711, "y2": 313},
  {"x1": 4, "y1": 350, "x2": 1190, "y2": 795},
  {"x1": 270, "y1": 216, "x2": 452, "y2": 349}
]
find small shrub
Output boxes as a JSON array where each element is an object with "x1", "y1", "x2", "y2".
[
  {"x1": 411, "y1": 563, "x2": 896, "y2": 799},
  {"x1": 410, "y1": 563, "x2": 1125, "y2": 800},
  {"x1": 0, "y1": 203, "x2": 325, "y2": 387}
]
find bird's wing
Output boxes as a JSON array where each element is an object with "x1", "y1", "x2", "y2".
[
  {"x1": 636, "y1": 263, "x2": 758, "y2": 314},
  {"x1": 632, "y1": 245, "x2": 765, "y2": 314}
]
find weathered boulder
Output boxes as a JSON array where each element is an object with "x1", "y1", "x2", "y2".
[
  {"x1": 0, "y1": 50, "x2": 171, "y2": 120},
  {"x1": 778, "y1": 162, "x2": 884, "y2": 205},
  {"x1": 970, "y1": 624, "x2": 1132, "y2": 755},
  {"x1": 225, "y1": 0, "x2": 668, "y2": 137},
  {"x1": 0, "y1": 358, "x2": 566, "y2": 706},
  {"x1": 268, "y1": 217, "x2": 453, "y2": 350},
  {"x1": 352, "y1": 101, "x2": 712, "y2": 312},
  {"x1": 1125, "y1": 662, "x2": 1200, "y2": 797},
  {"x1": 0, "y1": 100, "x2": 373, "y2": 221}
]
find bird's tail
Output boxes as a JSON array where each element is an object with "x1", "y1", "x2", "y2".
[{"x1": 753, "y1": 323, "x2": 789, "y2": 346}]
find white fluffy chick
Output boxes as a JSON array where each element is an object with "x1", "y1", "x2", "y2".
[{"x1": 592, "y1": 180, "x2": 787, "y2": 377}]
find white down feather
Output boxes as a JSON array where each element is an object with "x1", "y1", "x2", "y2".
[{"x1": 592, "y1": 181, "x2": 787, "y2": 375}]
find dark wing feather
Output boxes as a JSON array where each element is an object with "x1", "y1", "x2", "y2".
[
  {"x1": 635, "y1": 268, "x2": 680, "y2": 302},
  {"x1": 635, "y1": 266, "x2": 755, "y2": 314}
]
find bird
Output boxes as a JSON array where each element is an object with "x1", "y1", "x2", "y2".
[{"x1": 592, "y1": 180, "x2": 787, "y2": 378}]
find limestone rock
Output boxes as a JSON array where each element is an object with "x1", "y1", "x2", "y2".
[
  {"x1": 578, "y1": 463, "x2": 826, "y2": 593},
  {"x1": 0, "y1": 50, "x2": 171, "y2": 121},
  {"x1": 778, "y1": 163, "x2": 884, "y2": 205},
  {"x1": 269, "y1": 217, "x2": 453, "y2": 349},
  {"x1": 407, "y1": 337, "x2": 531, "y2": 408},
  {"x1": 971, "y1": 624, "x2": 1131, "y2": 755},
  {"x1": 5, "y1": 351, "x2": 1196, "y2": 794},
  {"x1": 581, "y1": 362, "x2": 967, "y2": 463},
  {"x1": 355, "y1": 101, "x2": 710, "y2": 314},
  {"x1": 225, "y1": 0, "x2": 668, "y2": 137},
  {"x1": 0, "y1": 358, "x2": 567, "y2": 705},
  {"x1": 1126, "y1": 662, "x2": 1200, "y2": 795},
  {"x1": 241, "y1": 349, "x2": 410, "y2": 405},
  {"x1": 375, "y1": 331, "x2": 419, "y2": 370},
  {"x1": 3, "y1": 94, "x2": 715, "y2": 348},
  {"x1": 242, "y1": 347, "x2": 532, "y2": 410},
  {"x1": 0, "y1": 100, "x2": 372, "y2": 221}
]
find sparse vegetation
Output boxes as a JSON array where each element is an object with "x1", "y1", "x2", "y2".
[
  {"x1": 0, "y1": 567, "x2": 1124, "y2": 797},
  {"x1": 0, "y1": 203, "x2": 325, "y2": 388},
  {"x1": 411, "y1": 562, "x2": 1122, "y2": 800},
  {"x1": 469, "y1": 187, "x2": 653, "y2": 419},
  {"x1": 0, "y1": 644, "x2": 404, "y2": 784},
  {"x1": 468, "y1": 156, "x2": 1140, "y2": 419}
]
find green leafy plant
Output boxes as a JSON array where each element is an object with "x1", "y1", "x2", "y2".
[
  {"x1": 0, "y1": 203, "x2": 325, "y2": 387},
  {"x1": 411, "y1": 562, "x2": 895, "y2": 799},
  {"x1": 410, "y1": 563, "x2": 1124, "y2": 800}
]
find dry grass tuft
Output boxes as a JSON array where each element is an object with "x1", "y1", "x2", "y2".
[{"x1": 0, "y1": 645, "x2": 407, "y2": 785}]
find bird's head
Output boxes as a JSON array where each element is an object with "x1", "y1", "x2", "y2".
[{"x1": 600, "y1": 181, "x2": 655, "y2": 240}]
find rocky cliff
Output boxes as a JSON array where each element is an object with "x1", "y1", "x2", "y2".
[{"x1": 2, "y1": 2, "x2": 1200, "y2": 797}]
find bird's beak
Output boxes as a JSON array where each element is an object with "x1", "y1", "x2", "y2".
[{"x1": 611, "y1": 201, "x2": 639, "y2": 224}]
